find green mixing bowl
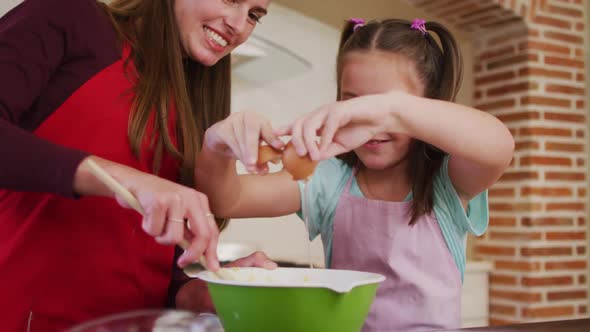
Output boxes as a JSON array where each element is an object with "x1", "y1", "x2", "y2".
[{"x1": 191, "y1": 267, "x2": 385, "y2": 332}]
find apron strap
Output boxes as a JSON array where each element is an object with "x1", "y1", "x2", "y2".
[{"x1": 344, "y1": 164, "x2": 359, "y2": 193}]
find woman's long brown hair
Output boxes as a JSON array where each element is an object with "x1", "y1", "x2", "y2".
[
  {"x1": 98, "y1": 0, "x2": 231, "y2": 229},
  {"x1": 336, "y1": 19, "x2": 463, "y2": 225}
]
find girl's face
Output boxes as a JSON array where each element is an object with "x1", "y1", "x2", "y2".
[
  {"x1": 340, "y1": 51, "x2": 424, "y2": 171},
  {"x1": 174, "y1": 0, "x2": 271, "y2": 66}
]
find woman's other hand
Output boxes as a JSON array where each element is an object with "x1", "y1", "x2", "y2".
[
  {"x1": 75, "y1": 156, "x2": 220, "y2": 269},
  {"x1": 176, "y1": 251, "x2": 277, "y2": 313}
]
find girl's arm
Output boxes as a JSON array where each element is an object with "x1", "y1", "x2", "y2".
[
  {"x1": 195, "y1": 112, "x2": 301, "y2": 219},
  {"x1": 282, "y1": 90, "x2": 514, "y2": 202},
  {"x1": 387, "y1": 91, "x2": 513, "y2": 201}
]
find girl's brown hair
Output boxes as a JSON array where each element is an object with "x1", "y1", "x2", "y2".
[
  {"x1": 336, "y1": 19, "x2": 463, "y2": 224},
  {"x1": 98, "y1": 0, "x2": 230, "y2": 229}
]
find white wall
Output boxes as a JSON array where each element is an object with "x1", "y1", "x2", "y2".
[{"x1": 0, "y1": 0, "x2": 21, "y2": 16}]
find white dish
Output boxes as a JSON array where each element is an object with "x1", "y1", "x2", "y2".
[{"x1": 190, "y1": 267, "x2": 385, "y2": 294}]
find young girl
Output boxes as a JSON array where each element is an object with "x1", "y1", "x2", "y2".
[{"x1": 196, "y1": 18, "x2": 514, "y2": 331}]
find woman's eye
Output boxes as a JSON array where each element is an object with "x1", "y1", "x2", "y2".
[{"x1": 248, "y1": 12, "x2": 262, "y2": 23}]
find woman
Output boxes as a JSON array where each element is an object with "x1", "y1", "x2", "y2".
[{"x1": 0, "y1": 0, "x2": 271, "y2": 330}]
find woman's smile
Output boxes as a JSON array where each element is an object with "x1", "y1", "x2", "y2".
[{"x1": 203, "y1": 26, "x2": 229, "y2": 52}]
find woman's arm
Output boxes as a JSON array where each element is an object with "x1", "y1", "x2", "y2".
[
  {"x1": 0, "y1": 0, "x2": 122, "y2": 197},
  {"x1": 195, "y1": 112, "x2": 301, "y2": 219},
  {"x1": 0, "y1": 0, "x2": 90, "y2": 197},
  {"x1": 0, "y1": 0, "x2": 220, "y2": 268}
]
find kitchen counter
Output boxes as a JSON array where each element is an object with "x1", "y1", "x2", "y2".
[{"x1": 442, "y1": 318, "x2": 590, "y2": 331}]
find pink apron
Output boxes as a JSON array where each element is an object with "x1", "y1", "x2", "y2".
[{"x1": 331, "y1": 168, "x2": 462, "y2": 332}]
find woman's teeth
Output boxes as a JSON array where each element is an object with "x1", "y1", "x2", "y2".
[{"x1": 204, "y1": 27, "x2": 228, "y2": 47}]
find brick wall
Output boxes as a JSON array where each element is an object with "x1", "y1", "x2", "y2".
[{"x1": 407, "y1": 0, "x2": 589, "y2": 325}]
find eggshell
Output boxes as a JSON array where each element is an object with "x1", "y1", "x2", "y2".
[
  {"x1": 281, "y1": 142, "x2": 318, "y2": 181},
  {"x1": 257, "y1": 145, "x2": 282, "y2": 165}
]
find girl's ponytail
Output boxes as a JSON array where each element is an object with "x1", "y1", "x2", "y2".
[
  {"x1": 339, "y1": 20, "x2": 358, "y2": 51},
  {"x1": 424, "y1": 22, "x2": 463, "y2": 102}
]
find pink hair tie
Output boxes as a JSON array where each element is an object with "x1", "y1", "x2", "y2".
[
  {"x1": 349, "y1": 18, "x2": 365, "y2": 32},
  {"x1": 411, "y1": 18, "x2": 427, "y2": 35}
]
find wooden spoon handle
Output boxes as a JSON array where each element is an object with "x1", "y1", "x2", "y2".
[{"x1": 85, "y1": 158, "x2": 191, "y2": 251}]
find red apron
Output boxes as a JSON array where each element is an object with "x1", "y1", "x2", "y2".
[{"x1": 0, "y1": 47, "x2": 179, "y2": 331}]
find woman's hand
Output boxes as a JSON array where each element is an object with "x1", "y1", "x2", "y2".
[
  {"x1": 176, "y1": 251, "x2": 277, "y2": 313},
  {"x1": 75, "y1": 157, "x2": 220, "y2": 269},
  {"x1": 222, "y1": 251, "x2": 278, "y2": 270},
  {"x1": 275, "y1": 93, "x2": 397, "y2": 161},
  {"x1": 203, "y1": 111, "x2": 284, "y2": 174}
]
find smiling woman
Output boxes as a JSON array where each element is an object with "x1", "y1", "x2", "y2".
[
  {"x1": 174, "y1": 0, "x2": 269, "y2": 66},
  {"x1": 0, "y1": 0, "x2": 271, "y2": 331}
]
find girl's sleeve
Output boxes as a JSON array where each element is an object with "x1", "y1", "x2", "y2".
[
  {"x1": 433, "y1": 156, "x2": 489, "y2": 236},
  {"x1": 296, "y1": 159, "x2": 352, "y2": 241}
]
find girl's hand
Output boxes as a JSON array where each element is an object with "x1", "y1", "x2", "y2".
[
  {"x1": 275, "y1": 93, "x2": 397, "y2": 161},
  {"x1": 204, "y1": 111, "x2": 284, "y2": 174},
  {"x1": 75, "y1": 157, "x2": 221, "y2": 269}
]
